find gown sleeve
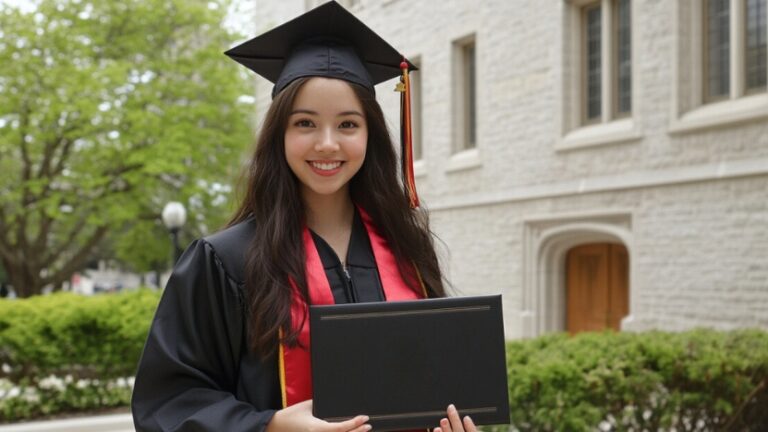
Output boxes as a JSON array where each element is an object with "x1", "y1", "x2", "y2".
[{"x1": 131, "y1": 239, "x2": 277, "y2": 432}]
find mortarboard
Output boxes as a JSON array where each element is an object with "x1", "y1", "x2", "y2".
[{"x1": 225, "y1": 0, "x2": 420, "y2": 208}]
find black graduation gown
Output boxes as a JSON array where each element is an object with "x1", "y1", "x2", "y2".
[{"x1": 131, "y1": 211, "x2": 386, "y2": 432}]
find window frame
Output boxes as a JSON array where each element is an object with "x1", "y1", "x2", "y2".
[
  {"x1": 670, "y1": 0, "x2": 768, "y2": 134},
  {"x1": 578, "y1": 0, "x2": 633, "y2": 125},
  {"x1": 451, "y1": 34, "x2": 478, "y2": 154},
  {"x1": 558, "y1": 0, "x2": 641, "y2": 151}
]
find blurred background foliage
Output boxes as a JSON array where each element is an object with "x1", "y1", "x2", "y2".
[
  {"x1": 0, "y1": 0, "x2": 255, "y2": 297},
  {"x1": 0, "y1": 289, "x2": 161, "y2": 420}
]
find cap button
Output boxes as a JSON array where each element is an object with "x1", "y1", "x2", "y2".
[{"x1": 399, "y1": 61, "x2": 408, "y2": 70}]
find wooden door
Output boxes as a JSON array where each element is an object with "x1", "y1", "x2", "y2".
[{"x1": 566, "y1": 243, "x2": 628, "y2": 333}]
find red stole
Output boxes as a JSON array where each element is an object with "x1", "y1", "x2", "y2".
[{"x1": 278, "y1": 208, "x2": 424, "y2": 408}]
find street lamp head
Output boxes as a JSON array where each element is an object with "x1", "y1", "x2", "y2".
[{"x1": 162, "y1": 202, "x2": 187, "y2": 230}]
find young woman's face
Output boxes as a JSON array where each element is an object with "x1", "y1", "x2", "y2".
[{"x1": 285, "y1": 77, "x2": 368, "y2": 202}]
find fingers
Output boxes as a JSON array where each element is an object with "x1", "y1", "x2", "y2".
[
  {"x1": 348, "y1": 422, "x2": 373, "y2": 432},
  {"x1": 439, "y1": 416, "x2": 452, "y2": 432},
  {"x1": 440, "y1": 404, "x2": 477, "y2": 432},
  {"x1": 332, "y1": 414, "x2": 370, "y2": 432},
  {"x1": 446, "y1": 404, "x2": 463, "y2": 432},
  {"x1": 463, "y1": 415, "x2": 478, "y2": 432}
]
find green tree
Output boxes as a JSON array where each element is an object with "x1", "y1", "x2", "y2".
[{"x1": 0, "y1": 0, "x2": 254, "y2": 297}]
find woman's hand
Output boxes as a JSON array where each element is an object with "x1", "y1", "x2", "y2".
[
  {"x1": 266, "y1": 400, "x2": 370, "y2": 432},
  {"x1": 433, "y1": 404, "x2": 477, "y2": 432}
]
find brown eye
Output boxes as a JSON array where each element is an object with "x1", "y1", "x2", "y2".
[
  {"x1": 339, "y1": 120, "x2": 358, "y2": 129},
  {"x1": 295, "y1": 119, "x2": 314, "y2": 127}
]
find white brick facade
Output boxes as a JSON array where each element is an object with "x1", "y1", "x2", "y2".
[{"x1": 249, "y1": 0, "x2": 768, "y2": 338}]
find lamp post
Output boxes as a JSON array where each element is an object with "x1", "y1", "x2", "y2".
[{"x1": 162, "y1": 202, "x2": 187, "y2": 264}]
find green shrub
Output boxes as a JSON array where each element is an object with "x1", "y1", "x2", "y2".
[
  {"x1": 1, "y1": 292, "x2": 767, "y2": 429},
  {"x1": 0, "y1": 289, "x2": 161, "y2": 422},
  {"x1": 486, "y1": 330, "x2": 768, "y2": 432}
]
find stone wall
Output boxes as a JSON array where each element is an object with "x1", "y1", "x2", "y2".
[{"x1": 249, "y1": 0, "x2": 768, "y2": 337}]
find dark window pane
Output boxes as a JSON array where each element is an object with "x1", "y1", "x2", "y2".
[
  {"x1": 746, "y1": 0, "x2": 767, "y2": 91},
  {"x1": 586, "y1": 6, "x2": 602, "y2": 120},
  {"x1": 466, "y1": 43, "x2": 476, "y2": 148},
  {"x1": 616, "y1": 0, "x2": 631, "y2": 114},
  {"x1": 705, "y1": 0, "x2": 730, "y2": 100}
]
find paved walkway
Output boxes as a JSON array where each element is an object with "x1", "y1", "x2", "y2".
[{"x1": 0, "y1": 413, "x2": 133, "y2": 432}]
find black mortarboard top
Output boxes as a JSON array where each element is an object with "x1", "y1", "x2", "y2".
[{"x1": 224, "y1": 0, "x2": 417, "y2": 98}]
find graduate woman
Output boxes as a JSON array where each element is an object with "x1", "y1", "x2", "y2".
[{"x1": 132, "y1": 2, "x2": 477, "y2": 431}]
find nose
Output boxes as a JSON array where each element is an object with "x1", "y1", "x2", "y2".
[{"x1": 314, "y1": 127, "x2": 339, "y2": 153}]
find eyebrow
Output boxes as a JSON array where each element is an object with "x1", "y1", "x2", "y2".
[{"x1": 290, "y1": 109, "x2": 364, "y2": 117}]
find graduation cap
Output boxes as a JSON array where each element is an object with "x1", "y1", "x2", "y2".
[{"x1": 225, "y1": 0, "x2": 420, "y2": 208}]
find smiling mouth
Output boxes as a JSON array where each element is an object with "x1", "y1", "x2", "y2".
[{"x1": 308, "y1": 161, "x2": 343, "y2": 171}]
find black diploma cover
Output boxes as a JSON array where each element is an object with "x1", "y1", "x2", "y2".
[{"x1": 310, "y1": 295, "x2": 510, "y2": 431}]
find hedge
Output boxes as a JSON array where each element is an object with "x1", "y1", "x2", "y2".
[
  {"x1": 0, "y1": 289, "x2": 161, "y2": 422},
  {"x1": 1, "y1": 291, "x2": 767, "y2": 430},
  {"x1": 487, "y1": 330, "x2": 768, "y2": 432}
]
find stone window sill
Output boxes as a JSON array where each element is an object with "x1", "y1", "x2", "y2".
[
  {"x1": 446, "y1": 148, "x2": 481, "y2": 173},
  {"x1": 413, "y1": 159, "x2": 426, "y2": 177},
  {"x1": 556, "y1": 118, "x2": 642, "y2": 152},
  {"x1": 669, "y1": 93, "x2": 768, "y2": 134}
]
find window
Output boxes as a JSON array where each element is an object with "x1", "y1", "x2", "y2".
[
  {"x1": 453, "y1": 36, "x2": 477, "y2": 152},
  {"x1": 584, "y1": 5, "x2": 602, "y2": 122},
  {"x1": 614, "y1": 0, "x2": 632, "y2": 115},
  {"x1": 745, "y1": 0, "x2": 767, "y2": 93},
  {"x1": 559, "y1": 0, "x2": 639, "y2": 150},
  {"x1": 704, "y1": 0, "x2": 731, "y2": 102},
  {"x1": 410, "y1": 59, "x2": 423, "y2": 161},
  {"x1": 580, "y1": 0, "x2": 632, "y2": 125},
  {"x1": 671, "y1": 0, "x2": 767, "y2": 132},
  {"x1": 702, "y1": 0, "x2": 767, "y2": 103},
  {"x1": 464, "y1": 42, "x2": 477, "y2": 150}
]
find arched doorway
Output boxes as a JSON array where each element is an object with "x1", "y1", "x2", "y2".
[
  {"x1": 566, "y1": 243, "x2": 629, "y2": 333},
  {"x1": 521, "y1": 215, "x2": 634, "y2": 338}
]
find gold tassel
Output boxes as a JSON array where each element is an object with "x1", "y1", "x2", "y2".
[{"x1": 395, "y1": 59, "x2": 419, "y2": 209}]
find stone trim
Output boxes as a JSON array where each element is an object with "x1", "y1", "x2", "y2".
[
  {"x1": 428, "y1": 157, "x2": 768, "y2": 211},
  {"x1": 557, "y1": 117, "x2": 642, "y2": 151}
]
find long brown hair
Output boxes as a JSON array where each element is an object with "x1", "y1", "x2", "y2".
[{"x1": 229, "y1": 77, "x2": 445, "y2": 358}]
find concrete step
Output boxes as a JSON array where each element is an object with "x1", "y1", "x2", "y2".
[{"x1": 0, "y1": 413, "x2": 133, "y2": 432}]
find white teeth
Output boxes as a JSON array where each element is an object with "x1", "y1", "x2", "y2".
[{"x1": 310, "y1": 161, "x2": 342, "y2": 171}]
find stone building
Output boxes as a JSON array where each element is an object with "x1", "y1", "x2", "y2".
[{"x1": 248, "y1": 0, "x2": 768, "y2": 338}]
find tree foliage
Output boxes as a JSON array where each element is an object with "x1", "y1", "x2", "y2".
[{"x1": 0, "y1": 0, "x2": 254, "y2": 296}]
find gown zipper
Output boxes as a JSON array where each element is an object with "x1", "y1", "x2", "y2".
[
  {"x1": 315, "y1": 229, "x2": 357, "y2": 302},
  {"x1": 340, "y1": 263, "x2": 357, "y2": 302}
]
